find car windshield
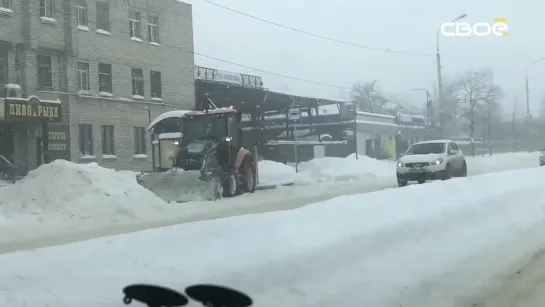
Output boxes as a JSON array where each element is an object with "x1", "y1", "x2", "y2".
[
  {"x1": 182, "y1": 117, "x2": 226, "y2": 142},
  {"x1": 406, "y1": 143, "x2": 445, "y2": 155}
]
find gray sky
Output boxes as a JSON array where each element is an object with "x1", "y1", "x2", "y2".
[{"x1": 180, "y1": 0, "x2": 545, "y2": 115}]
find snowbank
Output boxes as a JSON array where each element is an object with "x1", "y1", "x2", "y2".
[
  {"x1": 259, "y1": 155, "x2": 394, "y2": 185},
  {"x1": 0, "y1": 152, "x2": 538, "y2": 252},
  {"x1": 258, "y1": 160, "x2": 299, "y2": 185},
  {"x1": 0, "y1": 160, "x2": 167, "y2": 228},
  {"x1": 297, "y1": 153, "x2": 394, "y2": 182},
  {"x1": 2, "y1": 167, "x2": 545, "y2": 306}
]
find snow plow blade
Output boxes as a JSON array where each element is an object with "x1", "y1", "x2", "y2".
[{"x1": 136, "y1": 170, "x2": 220, "y2": 202}]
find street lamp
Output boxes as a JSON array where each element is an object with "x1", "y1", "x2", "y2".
[
  {"x1": 411, "y1": 88, "x2": 432, "y2": 127},
  {"x1": 436, "y1": 13, "x2": 466, "y2": 134}
]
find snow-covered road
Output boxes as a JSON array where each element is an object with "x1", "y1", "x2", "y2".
[
  {"x1": 2, "y1": 165, "x2": 545, "y2": 306},
  {"x1": 474, "y1": 243, "x2": 545, "y2": 307},
  {"x1": 0, "y1": 152, "x2": 539, "y2": 254}
]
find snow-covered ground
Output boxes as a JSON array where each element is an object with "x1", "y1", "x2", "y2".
[
  {"x1": 2, "y1": 166, "x2": 545, "y2": 306},
  {"x1": 0, "y1": 152, "x2": 539, "y2": 253},
  {"x1": 259, "y1": 151, "x2": 539, "y2": 185}
]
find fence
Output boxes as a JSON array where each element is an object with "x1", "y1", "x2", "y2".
[{"x1": 258, "y1": 140, "x2": 356, "y2": 165}]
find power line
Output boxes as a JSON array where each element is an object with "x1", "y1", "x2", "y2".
[
  {"x1": 9, "y1": 7, "x2": 354, "y2": 90},
  {"x1": 197, "y1": 0, "x2": 434, "y2": 57}
]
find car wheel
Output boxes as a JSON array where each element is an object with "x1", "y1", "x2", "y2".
[
  {"x1": 441, "y1": 164, "x2": 452, "y2": 180},
  {"x1": 398, "y1": 179, "x2": 408, "y2": 187},
  {"x1": 417, "y1": 179, "x2": 426, "y2": 184},
  {"x1": 459, "y1": 161, "x2": 467, "y2": 177}
]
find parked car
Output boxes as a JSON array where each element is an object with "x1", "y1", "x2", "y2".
[
  {"x1": 539, "y1": 149, "x2": 545, "y2": 166},
  {"x1": 396, "y1": 140, "x2": 467, "y2": 187}
]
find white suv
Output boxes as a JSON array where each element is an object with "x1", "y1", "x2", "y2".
[{"x1": 396, "y1": 140, "x2": 467, "y2": 187}]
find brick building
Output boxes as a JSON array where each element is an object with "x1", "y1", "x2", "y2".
[{"x1": 0, "y1": 0, "x2": 195, "y2": 171}]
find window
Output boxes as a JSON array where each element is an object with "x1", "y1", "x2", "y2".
[
  {"x1": 150, "y1": 71, "x2": 162, "y2": 99},
  {"x1": 0, "y1": 53, "x2": 7, "y2": 85},
  {"x1": 131, "y1": 68, "x2": 144, "y2": 97},
  {"x1": 76, "y1": 61, "x2": 90, "y2": 91},
  {"x1": 37, "y1": 54, "x2": 52, "y2": 88},
  {"x1": 406, "y1": 142, "x2": 445, "y2": 155},
  {"x1": 129, "y1": 10, "x2": 141, "y2": 38},
  {"x1": 134, "y1": 127, "x2": 146, "y2": 155},
  {"x1": 96, "y1": 1, "x2": 109, "y2": 32},
  {"x1": 0, "y1": 0, "x2": 11, "y2": 9},
  {"x1": 147, "y1": 15, "x2": 159, "y2": 43},
  {"x1": 98, "y1": 63, "x2": 112, "y2": 94},
  {"x1": 75, "y1": 0, "x2": 87, "y2": 26},
  {"x1": 101, "y1": 125, "x2": 115, "y2": 155},
  {"x1": 78, "y1": 124, "x2": 93, "y2": 155},
  {"x1": 39, "y1": 0, "x2": 54, "y2": 18}
]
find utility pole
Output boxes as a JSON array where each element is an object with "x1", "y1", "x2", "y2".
[
  {"x1": 425, "y1": 90, "x2": 432, "y2": 127},
  {"x1": 525, "y1": 70, "x2": 532, "y2": 152},
  {"x1": 512, "y1": 98, "x2": 517, "y2": 152},
  {"x1": 436, "y1": 40, "x2": 443, "y2": 121},
  {"x1": 411, "y1": 88, "x2": 431, "y2": 126},
  {"x1": 524, "y1": 57, "x2": 545, "y2": 148}
]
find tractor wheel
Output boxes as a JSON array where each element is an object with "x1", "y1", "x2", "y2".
[
  {"x1": 241, "y1": 162, "x2": 256, "y2": 193},
  {"x1": 222, "y1": 173, "x2": 238, "y2": 197}
]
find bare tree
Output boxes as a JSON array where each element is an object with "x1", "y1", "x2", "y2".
[
  {"x1": 454, "y1": 70, "x2": 501, "y2": 154},
  {"x1": 481, "y1": 97, "x2": 502, "y2": 144},
  {"x1": 352, "y1": 80, "x2": 389, "y2": 112},
  {"x1": 436, "y1": 81, "x2": 462, "y2": 136}
]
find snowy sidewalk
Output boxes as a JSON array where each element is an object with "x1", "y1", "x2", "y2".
[{"x1": 1, "y1": 166, "x2": 545, "y2": 306}]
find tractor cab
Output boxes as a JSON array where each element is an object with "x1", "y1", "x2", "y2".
[{"x1": 174, "y1": 108, "x2": 242, "y2": 172}]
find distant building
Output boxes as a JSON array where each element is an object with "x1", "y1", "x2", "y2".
[{"x1": 0, "y1": 0, "x2": 195, "y2": 171}]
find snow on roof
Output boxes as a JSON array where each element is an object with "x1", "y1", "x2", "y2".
[
  {"x1": 185, "y1": 107, "x2": 237, "y2": 116},
  {"x1": 158, "y1": 132, "x2": 182, "y2": 139},
  {"x1": 147, "y1": 110, "x2": 192, "y2": 131},
  {"x1": 413, "y1": 139, "x2": 453, "y2": 145}
]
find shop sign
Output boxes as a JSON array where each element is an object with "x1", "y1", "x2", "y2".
[
  {"x1": 5, "y1": 96, "x2": 61, "y2": 122},
  {"x1": 47, "y1": 124, "x2": 70, "y2": 161}
]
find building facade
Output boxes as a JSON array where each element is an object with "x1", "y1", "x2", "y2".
[
  {"x1": 356, "y1": 111, "x2": 438, "y2": 160},
  {"x1": 0, "y1": 0, "x2": 195, "y2": 171}
]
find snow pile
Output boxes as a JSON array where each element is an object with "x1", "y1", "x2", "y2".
[
  {"x1": 2, "y1": 167, "x2": 545, "y2": 306},
  {"x1": 258, "y1": 160, "x2": 298, "y2": 185},
  {"x1": 0, "y1": 160, "x2": 167, "y2": 226},
  {"x1": 296, "y1": 153, "x2": 394, "y2": 182},
  {"x1": 259, "y1": 154, "x2": 394, "y2": 186}
]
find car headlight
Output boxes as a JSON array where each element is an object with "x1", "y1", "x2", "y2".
[
  {"x1": 396, "y1": 161, "x2": 404, "y2": 167},
  {"x1": 431, "y1": 158, "x2": 443, "y2": 165},
  {"x1": 541, "y1": 153, "x2": 544, "y2": 157}
]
